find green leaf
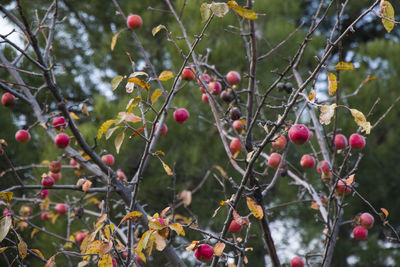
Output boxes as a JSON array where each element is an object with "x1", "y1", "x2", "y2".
[
  {"x1": 105, "y1": 126, "x2": 121, "y2": 140},
  {"x1": 111, "y1": 75, "x2": 124, "y2": 91},
  {"x1": 200, "y1": 3, "x2": 211, "y2": 23},
  {"x1": 210, "y1": 2, "x2": 229, "y2": 18}
]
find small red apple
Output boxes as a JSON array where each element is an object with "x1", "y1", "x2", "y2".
[
  {"x1": 197, "y1": 73, "x2": 211, "y2": 86},
  {"x1": 49, "y1": 172, "x2": 62, "y2": 182},
  {"x1": 49, "y1": 161, "x2": 62, "y2": 173},
  {"x1": 181, "y1": 68, "x2": 195, "y2": 81},
  {"x1": 173, "y1": 108, "x2": 190, "y2": 123},
  {"x1": 41, "y1": 212, "x2": 49, "y2": 221},
  {"x1": 228, "y1": 220, "x2": 243, "y2": 233},
  {"x1": 288, "y1": 124, "x2": 309, "y2": 145},
  {"x1": 126, "y1": 14, "x2": 143, "y2": 29},
  {"x1": 226, "y1": 71, "x2": 241, "y2": 85},
  {"x1": 55, "y1": 133, "x2": 70, "y2": 149},
  {"x1": 230, "y1": 138, "x2": 242, "y2": 153},
  {"x1": 117, "y1": 170, "x2": 127, "y2": 181},
  {"x1": 2, "y1": 93, "x2": 16, "y2": 106},
  {"x1": 272, "y1": 135, "x2": 287, "y2": 151},
  {"x1": 38, "y1": 189, "x2": 49, "y2": 199},
  {"x1": 268, "y1": 153, "x2": 282, "y2": 169},
  {"x1": 334, "y1": 134, "x2": 348, "y2": 150},
  {"x1": 42, "y1": 175, "x2": 55, "y2": 187},
  {"x1": 70, "y1": 158, "x2": 77, "y2": 166},
  {"x1": 201, "y1": 93, "x2": 209, "y2": 103},
  {"x1": 360, "y1": 212, "x2": 374, "y2": 229},
  {"x1": 155, "y1": 123, "x2": 168, "y2": 136},
  {"x1": 208, "y1": 81, "x2": 222, "y2": 95},
  {"x1": 194, "y1": 244, "x2": 213, "y2": 262},
  {"x1": 336, "y1": 179, "x2": 351, "y2": 195},
  {"x1": 54, "y1": 203, "x2": 68, "y2": 215},
  {"x1": 300, "y1": 154, "x2": 315, "y2": 168},
  {"x1": 3, "y1": 208, "x2": 14, "y2": 217},
  {"x1": 349, "y1": 133, "x2": 365, "y2": 150},
  {"x1": 233, "y1": 120, "x2": 244, "y2": 132},
  {"x1": 102, "y1": 154, "x2": 115, "y2": 166},
  {"x1": 290, "y1": 256, "x2": 304, "y2": 267},
  {"x1": 15, "y1": 130, "x2": 31, "y2": 143},
  {"x1": 52, "y1": 116, "x2": 67, "y2": 130},
  {"x1": 76, "y1": 232, "x2": 88, "y2": 243},
  {"x1": 353, "y1": 225, "x2": 368, "y2": 240}
]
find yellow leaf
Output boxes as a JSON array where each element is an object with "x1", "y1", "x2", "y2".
[
  {"x1": 246, "y1": 197, "x2": 264, "y2": 219},
  {"x1": 0, "y1": 247, "x2": 9, "y2": 254},
  {"x1": 319, "y1": 104, "x2": 336, "y2": 125},
  {"x1": 119, "y1": 211, "x2": 143, "y2": 225},
  {"x1": 169, "y1": 223, "x2": 185, "y2": 236},
  {"x1": 309, "y1": 89, "x2": 316, "y2": 101},
  {"x1": 210, "y1": 2, "x2": 229, "y2": 17},
  {"x1": 159, "y1": 158, "x2": 173, "y2": 176},
  {"x1": 114, "y1": 130, "x2": 125, "y2": 154},
  {"x1": 134, "y1": 249, "x2": 147, "y2": 263},
  {"x1": 148, "y1": 220, "x2": 165, "y2": 231},
  {"x1": 151, "y1": 90, "x2": 163, "y2": 104},
  {"x1": 17, "y1": 235, "x2": 27, "y2": 259},
  {"x1": 104, "y1": 224, "x2": 114, "y2": 240},
  {"x1": 155, "y1": 150, "x2": 165, "y2": 156},
  {"x1": 0, "y1": 216, "x2": 12, "y2": 242},
  {"x1": 98, "y1": 253, "x2": 113, "y2": 267},
  {"x1": 214, "y1": 242, "x2": 225, "y2": 257},
  {"x1": 126, "y1": 97, "x2": 142, "y2": 113},
  {"x1": 153, "y1": 232, "x2": 167, "y2": 251},
  {"x1": 350, "y1": 109, "x2": 371, "y2": 134},
  {"x1": 311, "y1": 201, "x2": 320, "y2": 210},
  {"x1": 64, "y1": 235, "x2": 74, "y2": 248},
  {"x1": 152, "y1": 24, "x2": 168, "y2": 36},
  {"x1": 346, "y1": 174, "x2": 355, "y2": 185},
  {"x1": 200, "y1": 3, "x2": 212, "y2": 23},
  {"x1": 137, "y1": 230, "x2": 151, "y2": 252},
  {"x1": 327, "y1": 72, "x2": 337, "y2": 96},
  {"x1": 118, "y1": 112, "x2": 142, "y2": 123},
  {"x1": 127, "y1": 77, "x2": 150, "y2": 91},
  {"x1": 380, "y1": 1, "x2": 395, "y2": 33},
  {"x1": 70, "y1": 112, "x2": 80, "y2": 120},
  {"x1": 213, "y1": 165, "x2": 228, "y2": 179},
  {"x1": 227, "y1": 1, "x2": 258, "y2": 20},
  {"x1": 97, "y1": 120, "x2": 115, "y2": 140},
  {"x1": 185, "y1": 240, "x2": 199, "y2": 251},
  {"x1": 158, "y1": 71, "x2": 174, "y2": 81},
  {"x1": 263, "y1": 123, "x2": 269, "y2": 133},
  {"x1": 51, "y1": 213, "x2": 59, "y2": 224},
  {"x1": 160, "y1": 207, "x2": 170, "y2": 219},
  {"x1": 334, "y1": 62, "x2": 355, "y2": 71},
  {"x1": 246, "y1": 150, "x2": 255, "y2": 163},
  {"x1": 0, "y1": 192, "x2": 13, "y2": 203},
  {"x1": 111, "y1": 75, "x2": 124, "y2": 91},
  {"x1": 362, "y1": 76, "x2": 377, "y2": 85},
  {"x1": 111, "y1": 29, "x2": 126, "y2": 51},
  {"x1": 381, "y1": 208, "x2": 389, "y2": 218}
]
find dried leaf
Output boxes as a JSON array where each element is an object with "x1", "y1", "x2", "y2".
[
  {"x1": 169, "y1": 223, "x2": 185, "y2": 236},
  {"x1": 350, "y1": 109, "x2": 371, "y2": 134},
  {"x1": 155, "y1": 150, "x2": 165, "y2": 156},
  {"x1": 160, "y1": 207, "x2": 170, "y2": 219},
  {"x1": 210, "y1": 2, "x2": 229, "y2": 17},
  {"x1": 153, "y1": 232, "x2": 167, "y2": 251},
  {"x1": 127, "y1": 77, "x2": 150, "y2": 91},
  {"x1": 185, "y1": 240, "x2": 199, "y2": 251},
  {"x1": 111, "y1": 75, "x2": 124, "y2": 91},
  {"x1": 263, "y1": 123, "x2": 269, "y2": 133},
  {"x1": 158, "y1": 71, "x2": 174, "y2": 81},
  {"x1": 334, "y1": 62, "x2": 355, "y2": 71},
  {"x1": 130, "y1": 124, "x2": 146, "y2": 138},
  {"x1": 18, "y1": 240, "x2": 28, "y2": 259},
  {"x1": 246, "y1": 197, "x2": 263, "y2": 219},
  {"x1": 97, "y1": 120, "x2": 115, "y2": 140},
  {"x1": 309, "y1": 89, "x2": 316, "y2": 101},
  {"x1": 151, "y1": 89, "x2": 163, "y2": 104},
  {"x1": 346, "y1": 174, "x2": 355, "y2": 185},
  {"x1": 119, "y1": 211, "x2": 143, "y2": 225},
  {"x1": 362, "y1": 76, "x2": 377, "y2": 85},
  {"x1": 327, "y1": 72, "x2": 337, "y2": 96},
  {"x1": 200, "y1": 3, "x2": 212, "y2": 23},
  {"x1": 0, "y1": 192, "x2": 13, "y2": 203},
  {"x1": 0, "y1": 216, "x2": 12, "y2": 242},
  {"x1": 214, "y1": 242, "x2": 225, "y2": 256},
  {"x1": 227, "y1": 1, "x2": 258, "y2": 20},
  {"x1": 177, "y1": 190, "x2": 192, "y2": 207},
  {"x1": 118, "y1": 112, "x2": 142, "y2": 123},
  {"x1": 114, "y1": 130, "x2": 125, "y2": 154},
  {"x1": 148, "y1": 220, "x2": 165, "y2": 231},
  {"x1": 81, "y1": 103, "x2": 89, "y2": 117},
  {"x1": 82, "y1": 180, "x2": 93, "y2": 192},
  {"x1": 159, "y1": 158, "x2": 173, "y2": 176},
  {"x1": 152, "y1": 24, "x2": 168, "y2": 36},
  {"x1": 319, "y1": 104, "x2": 336, "y2": 125},
  {"x1": 31, "y1": 228, "x2": 39, "y2": 238},
  {"x1": 380, "y1": 1, "x2": 395, "y2": 33}
]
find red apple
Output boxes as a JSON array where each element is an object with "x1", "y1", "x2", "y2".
[
  {"x1": 195, "y1": 244, "x2": 213, "y2": 262},
  {"x1": 288, "y1": 124, "x2": 309, "y2": 145},
  {"x1": 173, "y1": 108, "x2": 190, "y2": 124},
  {"x1": 226, "y1": 71, "x2": 241, "y2": 85},
  {"x1": 3, "y1": 208, "x2": 14, "y2": 217},
  {"x1": 76, "y1": 232, "x2": 88, "y2": 243},
  {"x1": 117, "y1": 170, "x2": 127, "y2": 181},
  {"x1": 54, "y1": 203, "x2": 68, "y2": 215},
  {"x1": 15, "y1": 130, "x2": 31, "y2": 143},
  {"x1": 49, "y1": 171, "x2": 62, "y2": 182},
  {"x1": 230, "y1": 138, "x2": 242, "y2": 153},
  {"x1": 55, "y1": 133, "x2": 70, "y2": 149},
  {"x1": 155, "y1": 123, "x2": 168, "y2": 136},
  {"x1": 40, "y1": 212, "x2": 49, "y2": 221},
  {"x1": 52, "y1": 116, "x2": 67, "y2": 130},
  {"x1": 49, "y1": 161, "x2": 62, "y2": 173},
  {"x1": 197, "y1": 73, "x2": 211, "y2": 86},
  {"x1": 300, "y1": 154, "x2": 315, "y2": 168},
  {"x1": 19, "y1": 205, "x2": 32, "y2": 216},
  {"x1": 233, "y1": 120, "x2": 244, "y2": 132},
  {"x1": 42, "y1": 175, "x2": 55, "y2": 187},
  {"x1": 126, "y1": 14, "x2": 142, "y2": 29},
  {"x1": 268, "y1": 153, "x2": 282, "y2": 169},
  {"x1": 181, "y1": 68, "x2": 195, "y2": 81},
  {"x1": 2, "y1": 93, "x2": 16, "y2": 106},
  {"x1": 316, "y1": 161, "x2": 331, "y2": 175},
  {"x1": 102, "y1": 154, "x2": 115, "y2": 166},
  {"x1": 228, "y1": 220, "x2": 243, "y2": 233},
  {"x1": 360, "y1": 212, "x2": 374, "y2": 229},
  {"x1": 336, "y1": 179, "x2": 351, "y2": 195},
  {"x1": 38, "y1": 189, "x2": 49, "y2": 199},
  {"x1": 208, "y1": 81, "x2": 222, "y2": 95},
  {"x1": 272, "y1": 135, "x2": 287, "y2": 151},
  {"x1": 201, "y1": 93, "x2": 209, "y2": 103},
  {"x1": 334, "y1": 134, "x2": 348, "y2": 150},
  {"x1": 290, "y1": 256, "x2": 304, "y2": 267},
  {"x1": 70, "y1": 158, "x2": 77, "y2": 166},
  {"x1": 353, "y1": 225, "x2": 368, "y2": 240},
  {"x1": 349, "y1": 133, "x2": 365, "y2": 150}
]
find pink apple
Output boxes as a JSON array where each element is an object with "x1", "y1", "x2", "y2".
[
  {"x1": 117, "y1": 170, "x2": 127, "y2": 181},
  {"x1": 41, "y1": 212, "x2": 49, "y2": 221},
  {"x1": 181, "y1": 68, "x2": 195, "y2": 81},
  {"x1": 195, "y1": 244, "x2": 213, "y2": 262},
  {"x1": 38, "y1": 189, "x2": 49, "y2": 199},
  {"x1": 230, "y1": 138, "x2": 242, "y2": 153},
  {"x1": 360, "y1": 212, "x2": 374, "y2": 229},
  {"x1": 52, "y1": 116, "x2": 67, "y2": 130},
  {"x1": 290, "y1": 256, "x2": 304, "y2": 267},
  {"x1": 288, "y1": 124, "x2": 309, "y2": 145},
  {"x1": 349, "y1": 133, "x2": 365, "y2": 150},
  {"x1": 54, "y1": 203, "x2": 68, "y2": 215},
  {"x1": 42, "y1": 175, "x2": 55, "y2": 187},
  {"x1": 353, "y1": 225, "x2": 368, "y2": 240},
  {"x1": 201, "y1": 93, "x2": 209, "y2": 103},
  {"x1": 272, "y1": 135, "x2": 287, "y2": 151},
  {"x1": 49, "y1": 172, "x2": 62, "y2": 182},
  {"x1": 300, "y1": 154, "x2": 315, "y2": 168},
  {"x1": 55, "y1": 133, "x2": 70, "y2": 149},
  {"x1": 15, "y1": 130, "x2": 31, "y2": 143},
  {"x1": 334, "y1": 134, "x2": 348, "y2": 150},
  {"x1": 268, "y1": 153, "x2": 282, "y2": 169},
  {"x1": 76, "y1": 232, "x2": 88, "y2": 243},
  {"x1": 102, "y1": 154, "x2": 115, "y2": 166},
  {"x1": 208, "y1": 81, "x2": 222, "y2": 95},
  {"x1": 126, "y1": 14, "x2": 142, "y2": 29},
  {"x1": 226, "y1": 71, "x2": 241, "y2": 85},
  {"x1": 233, "y1": 120, "x2": 244, "y2": 132},
  {"x1": 155, "y1": 123, "x2": 168, "y2": 136},
  {"x1": 197, "y1": 73, "x2": 211, "y2": 86},
  {"x1": 3, "y1": 208, "x2": 14, "y2": 217},
  {"x1": 173, "y1": 108, "x2": 190, "y2": 123},
  {"x1": 2, "y1": 92, "x2": 16, "y2": 106},
  {"x1": 70, "y1": 158, "x2": 77, "y2": 166}
]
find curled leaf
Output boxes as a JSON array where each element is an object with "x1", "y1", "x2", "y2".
[
  {"x1": 127, "y1": 77, "x2": 150, "y2": 91},
  {"x1": 350, "y1": 109, "x2": 371, "y2": 134},
  {"x1": 111, "y1": 29, "x2": 126, "y2": 51},
  {"x1": 119, "y1": 211, "x2": 143, "y2": 225},
  {"x1": 152, "y1": 24, "x2": 168, "y2": 36},
  {"x1": 177, "y1": 190, "x2": 192, "y2": 207},
  {"x1": 114, "y1": 130, "x2": 125, "y2": 154},
  {"x1": 246, "y1": 197, "x2": 263, "y2": 219}
]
